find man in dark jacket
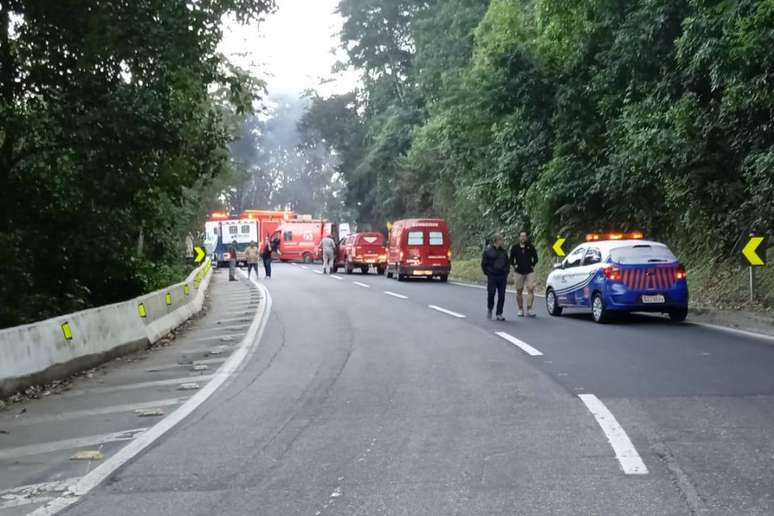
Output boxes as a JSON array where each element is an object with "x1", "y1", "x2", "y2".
[
  {"x1": 509, "y1": 230, "x2": 539, "y2": 317},
  {"x1": 482, "y1": 235, "x2": 510, "y2": 321}
]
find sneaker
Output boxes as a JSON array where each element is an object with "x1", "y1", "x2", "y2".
[
  {"x1": 517, "y1": 310, "x2": 525, "y2": 317},
  {"x1": 527, "y1": 309, "x2": 536, "y2": 318},
  {"x1": 487, "y1": 310, "x2": 492, "y2": 320},
  {"x1": 496, "y1": 315, "x2": 506, "y2": 321}
]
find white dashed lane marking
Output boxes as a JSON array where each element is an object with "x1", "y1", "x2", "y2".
[
  {"x1": 428, "y1": 305, "x2": 466, "y2": 319},
  {"x1": 331, "y1": 275, "x2": 344, "y2": 280},
  {"x1": 384, "y1": 291, "x2": 408, "y2": 299},
  {"x1": 313, "y1": 270, "x2": 323, "y2": 275},
  {"x1": 494, "y1": 331, "x2": 544, "y2": 356},
  {"x1": 353, "y1": 281, "x2": 370, "y2": 288},
  {"x1": 578, "y1": 394, "x2": 648, "y2": 475}
]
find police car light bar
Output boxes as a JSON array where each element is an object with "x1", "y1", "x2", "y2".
[{"x1": 585, "y1": 231, "x2": 644, "y2": 241}]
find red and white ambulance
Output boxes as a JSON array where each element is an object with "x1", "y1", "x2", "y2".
[
  {"x1": 386, "y1": 219, "x2": 451, "y2": 282},
  {"x1": 275, "y1": 217, "x2": 338, "y2": 263},
  {"x1": 204, "y1": 210, "x2": 295, "y2": 266}
]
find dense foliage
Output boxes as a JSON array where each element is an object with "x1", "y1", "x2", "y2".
[
  {"x1": 0, "y1": 0, "x2": 274, "y2": 327},
  {"x1": 229, "y1": 94, "x2": 353, "y2": 222},
  {"x1": 304, "y1": 0, "x2": 774, "y2": 262}
]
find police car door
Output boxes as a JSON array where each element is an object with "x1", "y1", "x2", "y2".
[
  {"x1": 573, "y1": 246, "x2": 603, "y2": 307},
  {"x1": 556, "y1": 246, "x2": 585, "y2": 306}
]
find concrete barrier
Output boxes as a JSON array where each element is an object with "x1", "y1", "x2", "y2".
[{"x1": 0, "y1": 260, "x2": 214, "y2": 399}]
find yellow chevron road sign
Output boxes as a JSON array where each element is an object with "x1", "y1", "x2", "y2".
[
  {"x1": 742, "y1": 236, "x2": 766, "y2": 266},
  {"x1": 194, "y1": 246, "x2": 206, "y2": 264},
  {"x1": 552, "y1": 238, "x2": 567, "y2": 257}
]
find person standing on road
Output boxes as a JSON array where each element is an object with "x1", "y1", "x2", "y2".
[
  {"x1": 510, "y1": 230, "x2": 539, "y2": 317},
  {"x1": 228, "y1": 240, "x2": 238, "y2": 282},
  {"x1": 321, "y1": 234, "x2": 336, "y2": 274},
  {"x1": 261, "y1": 236, "x2": 273, "y2": 279},
  {"x1": 246, "y1": 241, "x2": 260, "y2": 280},
  {"x1": 271, "y1": 232, "x2": 281, "y2": 257},
  {"x1": 482, "y1": 235, "x2": 510, "y2": 321}
]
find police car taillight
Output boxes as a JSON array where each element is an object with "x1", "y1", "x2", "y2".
[
  {"x1": 675, "y1": 264, "x2": 687, "y2": 280},
  {"x1": 603, "y1": 265, "x2": 622, "y2": 281}
]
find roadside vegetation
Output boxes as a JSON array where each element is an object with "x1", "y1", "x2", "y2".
[
  {"x1": 0, "y1": 1, "x2": 275, "y2": 327},
  {"x1": 303, "y1": 0, "x2": 774, "y2": 311}
]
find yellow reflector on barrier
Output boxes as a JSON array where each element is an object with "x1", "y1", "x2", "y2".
[
  {"x1": 165, "y1": 292, "x2": 172, "y2": 306},
  {"x1": 61, "y1": 322, "x2": 73, "y2": 340},
  {"x1": 184, "y1": 285, "x2": 190, "y2": 296},
  {"x1": 138, "y1": 303, "x2": 147, "y2": 318}
]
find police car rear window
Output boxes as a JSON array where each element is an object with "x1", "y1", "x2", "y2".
[{"x1": 610, "y1": 245, "x2": 677, "y2": 264}]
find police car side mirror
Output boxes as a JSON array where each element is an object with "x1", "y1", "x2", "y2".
[{"x1": 553, "y1": 262, "x2": 564, "y2": 270}]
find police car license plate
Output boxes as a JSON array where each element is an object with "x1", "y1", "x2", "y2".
[{"x1": 641, "y1": 294, "x2": 665, "y2": 304}]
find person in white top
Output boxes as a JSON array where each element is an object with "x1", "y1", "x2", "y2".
[{"x1": 320, "y1": 235, "x2": 336, "y2": 274}]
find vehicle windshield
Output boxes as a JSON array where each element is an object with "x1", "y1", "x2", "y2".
[{"x1": 610, "y1": 244, "x2": 677, "y2": 264}]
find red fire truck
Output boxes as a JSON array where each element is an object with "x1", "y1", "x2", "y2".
[
  {"x1": 276, "y1": 217, "x2": 338, "y2": 263},
  {"x1": 386, "y1": 218, "x2": 451, "y2": 281}
]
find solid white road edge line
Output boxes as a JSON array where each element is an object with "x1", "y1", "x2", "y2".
[
  {"x1": 578, "y1": 394, "x2": 649, "y2": 475},
  {"x1": 384, "y1": 291, "x2": 408, "y2": 299},
  {"x1": 428, "y1": 305, "x2": 466, "y2": 318},
  {"x1": 32, "y1": 274, "x2": 273, "y2": 516},
  {"x1": 494, "y1": 331, "x2": 544, "y2": 356},
  {"x1": 353, "y1": 281, "x2": 370, "y2": 288},
  {"x1": 690, "y1": 322, "x2": 774, "y2": 343}
]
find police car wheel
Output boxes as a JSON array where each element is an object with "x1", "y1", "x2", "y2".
[
  {"x1": 668, "y1": 308, "x2": 688, "y2": 322},
  {"x1": 591, "y1": 293, "x2": 609, "y2": 323},
  {"x1": 546, "y1": 289, "x2": 562, "y2": 316}
]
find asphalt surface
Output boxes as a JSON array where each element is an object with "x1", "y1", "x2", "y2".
[{"x1": 4, "y1": 262, "x2": 774, "y2": 515}]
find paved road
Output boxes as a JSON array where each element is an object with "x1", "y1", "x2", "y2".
[{"x1": 5, "y1": 263, "x2": 774, "y2": 515}]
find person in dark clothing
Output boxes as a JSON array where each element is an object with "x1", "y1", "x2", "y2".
[
  {"x1": 261, "y1": 236, "x2": 273, "y2": 279},
  {"x1": 271, "y1": 233, "x2": 281, "y2": 256},
  {"x1": 482, "y1": 235, "x2": 510, "y2": 321},
  {"x1": 228, "y1": 241, "x2": 237, "y2": 281},
  {"x1": 509, "y1": 231, "x2": 539, "y2": 317}
]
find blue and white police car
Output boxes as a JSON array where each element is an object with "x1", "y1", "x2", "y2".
[{"x1": 545, "y1": 232, "x2": 688, "y2": 323}]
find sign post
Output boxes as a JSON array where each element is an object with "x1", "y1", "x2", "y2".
[{"x1": 741, "y1": 235, "x2": 766, "y2": 302}]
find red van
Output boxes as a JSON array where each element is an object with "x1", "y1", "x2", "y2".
[
  {"x1": 333, "y1": 232, "x2": 387, "y2": 275},
  {"x1": 386, "y1": 219, "x2": 451, "y2": 281}
]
